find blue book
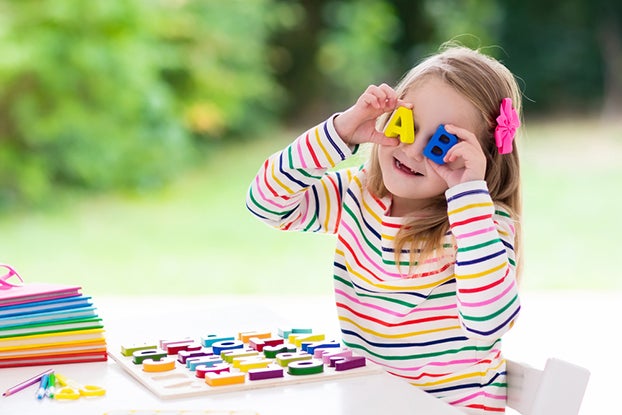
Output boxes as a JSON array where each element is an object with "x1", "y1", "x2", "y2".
[
  {"x1": 0, "y1": 295, "x2": 92, "y2": 318},
  {"x1": 0, "y1": 305, "x2": 97, "y2": 328}
]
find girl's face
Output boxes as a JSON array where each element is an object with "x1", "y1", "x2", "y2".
[{"x1": 378, "y1": 76, "x2": 481, "y2": 215}]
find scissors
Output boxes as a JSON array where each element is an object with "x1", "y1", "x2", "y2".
[
  {"x1": 0, "y1": 264, "x2": 24, "y2": 289},
  {"x1": 53, "y1": 373, "x2": 106, "y2": 400}
]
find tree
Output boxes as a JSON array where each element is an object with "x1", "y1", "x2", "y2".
[
  {"x1": 0, "y1": 0, "x2": 285, "y2": 208},
  {"x1": 497, "y1": 0, "x2": 621, "y2": 116},
  {"x1": 598, "y1": 5, "x2": 622, "y2": 120}
]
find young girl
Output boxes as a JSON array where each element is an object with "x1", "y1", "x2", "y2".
[{"x1": 247, "y1": 45, "x2": 522, "y2": 414}]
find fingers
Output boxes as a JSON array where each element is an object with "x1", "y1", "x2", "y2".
[
  {"x1": 371, "y1": 133, "x2": 400, "y2": 147},
  {"x1": 337, "y1": 83, "x2": 412, "y2": 146},
  {"x1": 443, "y1": 124, "x2": 479, "y2": 148},
  {"x1": 425, "y1": 158, "x2": 443, "y2": 176},
  {"x1": 434, "y1": 125, "x2": 486, "y2": 184},
  {"x1": 442, "y1": 124, "x2": 484, "y2": 164},
  {"x1": 358, "y1": 84, "x2": 403, "y2": 112}
]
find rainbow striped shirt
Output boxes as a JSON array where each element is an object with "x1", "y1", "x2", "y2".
[{"x1": 247, "y1": 116, "x2": 520, "y2": 414}]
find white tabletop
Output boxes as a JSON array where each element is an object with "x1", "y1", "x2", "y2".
[{"x1": 0, "y1": 295, "x2": 465, "y2": 415}]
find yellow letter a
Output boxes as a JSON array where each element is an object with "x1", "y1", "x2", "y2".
[{"x1": 383, "y1": 106, "x2": 415, "y2": 144}]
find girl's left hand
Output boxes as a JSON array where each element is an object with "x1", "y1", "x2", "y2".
[{"x1": 426, "y1": 124, "x2": 486, "y2": 188}]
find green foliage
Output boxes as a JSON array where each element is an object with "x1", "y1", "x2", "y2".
[
  {"x1": 0, "y1": 1, "x2": 189, "y2": 206},
  {"x1": 152, "y1": 0, "x2": 286, "y2": 139},
  {"x1": 497, "y1": 0, "x2": 607, "y2": 112},
  {"x1": 318, "y1": 0, "x2": 400, "y2": 105},
  {"x1": 274, "y1": 0, "x2": 506, "y2": 117},
  {"x1": 423, "y1": 0, "x2": 502, "y2": 50},
  {"x1": 0, "y1": 0, "x2": 285, "y2": 208}
]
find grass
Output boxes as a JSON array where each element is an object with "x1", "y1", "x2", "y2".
[
  {"x1": 0, "y1": 117, "x2": 620, "y2": 296},
  {"x1": 519, "y1": 118, "x2": 622, "y2": 290}
]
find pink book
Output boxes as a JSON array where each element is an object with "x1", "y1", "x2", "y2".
[{"x1": 0, "y1": 283, "x2": 82, "y2": 307}]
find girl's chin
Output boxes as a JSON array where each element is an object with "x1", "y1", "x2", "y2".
[{"x1": 384, "y1": 180, "x2": 448, "y2": 201}]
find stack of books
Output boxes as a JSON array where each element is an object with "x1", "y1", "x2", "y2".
[{"x1": 0, "y1": 282, "x2": 107, "y2": 368}]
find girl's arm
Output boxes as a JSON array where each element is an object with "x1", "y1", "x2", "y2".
[
  {"x1": 246, "y1": 116, "x2": 356, "y2": 234},
  {"x1": 446, "y1": 180, "x2": 520, "y2": 341},
  {"x1": 248, "y1": 83, "x2": 408, "y2": 233}
]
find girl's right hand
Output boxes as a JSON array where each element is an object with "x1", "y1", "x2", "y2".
[{"x1": 333, "y1": 84, "x2": 412, "y2": 146}]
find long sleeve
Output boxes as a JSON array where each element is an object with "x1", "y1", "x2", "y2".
[
  {"x1": 246, "y1": 116, "x2": 357, "y2": 234},
  {"x1": 446, "y1": 180, "x2": 520, "y2": 341}
]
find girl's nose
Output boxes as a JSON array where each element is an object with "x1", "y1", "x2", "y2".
[{"x1": 402, "y1": 134, "x2": 427, "y2": 162}]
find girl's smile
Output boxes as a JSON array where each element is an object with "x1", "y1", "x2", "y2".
[{"x1": 393, "y1": 154, "x2": 424, "y2": 177}]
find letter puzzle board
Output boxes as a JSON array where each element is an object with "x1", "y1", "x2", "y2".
[{"x1": 108, "y1": 328, "x2": 382, "y2": 399}]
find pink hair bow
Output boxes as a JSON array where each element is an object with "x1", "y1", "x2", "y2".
[{"x1": 494, "y1": 98, "x2": 520, "y2": 154}]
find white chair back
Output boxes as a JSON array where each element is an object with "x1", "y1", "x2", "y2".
[{"x1": 507, "y1": 358, "x2": 590, "y2": 415}]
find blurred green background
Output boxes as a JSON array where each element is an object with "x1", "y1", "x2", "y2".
[{"x1": 0, "y1": 0, "x2": 620, "y2": 295}]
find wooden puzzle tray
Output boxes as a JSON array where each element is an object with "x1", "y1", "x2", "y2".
[{"x1": 108, "y1": 329, "x2": 383, "y2": 399}]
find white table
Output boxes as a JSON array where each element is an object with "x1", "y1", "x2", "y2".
[{"x1": 0, "y1": 296, "x2": 465, "y2": 415}]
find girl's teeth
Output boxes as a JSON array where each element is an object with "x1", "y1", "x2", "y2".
[
  {"x1": 397, "y1": 160, "x2": 415, "y2": 174},
  {"x1": 396, "y1": 159, "x2": 422, "y2": 176}
]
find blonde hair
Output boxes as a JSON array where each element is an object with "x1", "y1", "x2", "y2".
[{"x1": 367, "y1": 45, "x2": 523, "y2": 277}]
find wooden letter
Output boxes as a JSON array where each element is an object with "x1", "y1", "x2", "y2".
[{"x1": 384, "y1": 106, "x2": 415, "y2": 144}]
